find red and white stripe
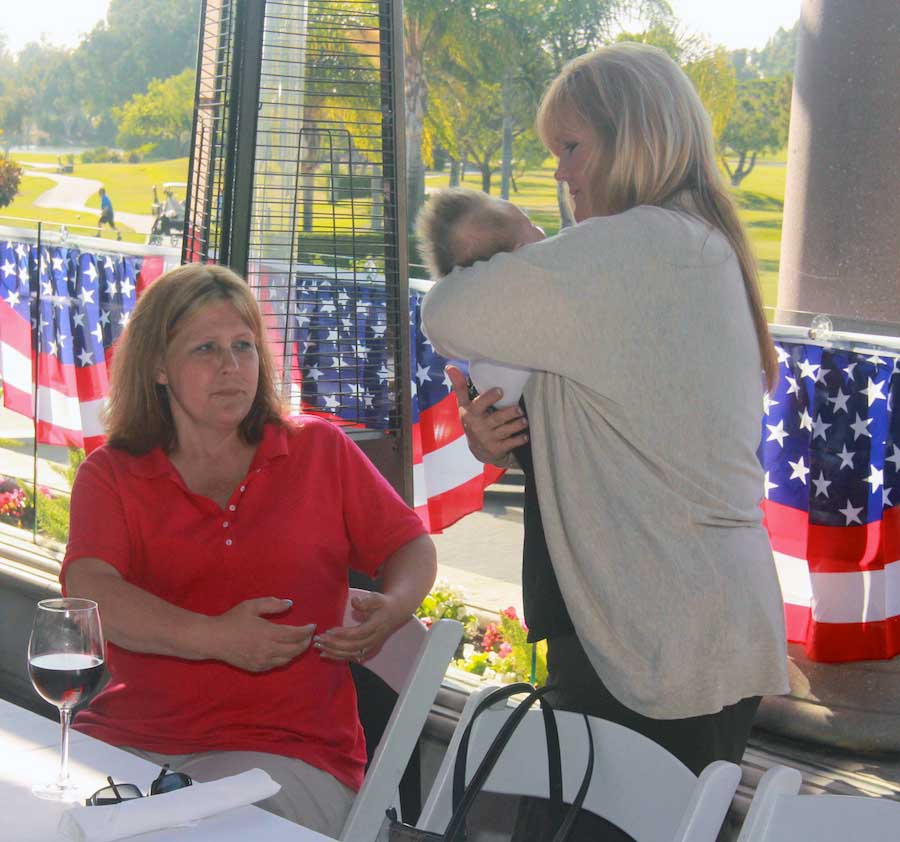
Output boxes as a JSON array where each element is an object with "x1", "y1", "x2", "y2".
[
  {"x1": 413, "y1": 390, "x2": 503, "y2": 533},
  {"x1": 764, "y1": 499, "x2": 900, "y2": 661}
]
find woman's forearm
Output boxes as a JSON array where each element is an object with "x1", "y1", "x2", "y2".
[
  {"x1": 380, "y1": 534, "x2": 437, "y2": 619},
  {"x1": 64, "y1": 558, "x2": 217, "y2": 660}
]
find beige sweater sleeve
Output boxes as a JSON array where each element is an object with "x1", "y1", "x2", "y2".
[{"x1": 421, "y1": 211, "x2": 647, "y2": 386}]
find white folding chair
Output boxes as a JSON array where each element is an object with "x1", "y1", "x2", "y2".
[
  {"x1": 418, "y1": 685, "x2": 742, "y2": 842},
  {"x1": 339, "y1": 587, "x2": 463, "y2": 842},
  {"x1": 737, "y1": 765, "x2": 900, "y2": 842}
]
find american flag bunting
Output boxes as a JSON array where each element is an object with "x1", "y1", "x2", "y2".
[{"x1": 761, "y1": 338, "x2": 900, "y2": 661}]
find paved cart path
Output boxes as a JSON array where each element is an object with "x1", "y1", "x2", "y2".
[{"x1": 25, "y1": 170, "x2": 155, "y2": 235}]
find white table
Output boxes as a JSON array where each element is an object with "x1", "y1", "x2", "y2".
[{"x1": 0, "y1": 698, "x2": 335, "y2": 841}]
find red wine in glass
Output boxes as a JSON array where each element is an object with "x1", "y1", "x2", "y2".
[
  {"x1": 29, "y1": 653, "x2": 105, "y2": 709},
  {"x1": 28, "y1": 598, "x2": 105, "y2": 800}
]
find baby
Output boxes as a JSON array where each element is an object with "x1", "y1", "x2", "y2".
[{"x1": 416, "y1": 187, "x2": 545, "y2": 407}]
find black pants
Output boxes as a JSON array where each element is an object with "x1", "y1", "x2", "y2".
[{"x1": 511, "y1": 634, "x2": 760, "y2": 842}]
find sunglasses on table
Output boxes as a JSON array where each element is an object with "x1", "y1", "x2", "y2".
[{"x1": 85, "y1": 764, "x2": 192, "y2": 806}]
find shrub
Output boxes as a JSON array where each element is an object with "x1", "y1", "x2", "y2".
[
  {"x1": 0, "y1": 156, "x2": 23, "y2": 208},
  {"x1": 417, "y1": 579, "x2": 478, "y2": 657},
  {"x1": 80, "y1": 147, "x2": 123, "y2": 164},
  {"x1": 417, "y1": 582, "x2": 548, "y2": 686},
  {"x1": 0, "y1": 448, "x2": 82, "y2": 542}
]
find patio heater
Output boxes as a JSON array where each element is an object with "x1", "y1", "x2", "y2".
[{"x1": 183, "y1": 0, "x2": 412, "y2": 500}]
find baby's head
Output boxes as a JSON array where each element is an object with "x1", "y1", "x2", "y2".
[{"x1": 416, "y1": 187, "x2": 545, "y2": 278}]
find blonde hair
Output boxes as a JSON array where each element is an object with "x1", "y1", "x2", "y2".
[
  {"x1": 537, "y1": 42, "x2": 777, "y2": 391},
  {"x1": 416, "y1": 188, "x2": 523, "y2": 278},
  {"x1": 105, "y1": 263, "x2": 284, "y2": 454}
]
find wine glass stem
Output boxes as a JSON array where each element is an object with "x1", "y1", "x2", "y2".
[{"x1": 58, "y1": 707, "x2": 72, "y2": 787}]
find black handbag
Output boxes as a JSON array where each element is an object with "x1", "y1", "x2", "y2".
[{"x1": 378, "y1": 682, "x2": 595, "y2": 842}]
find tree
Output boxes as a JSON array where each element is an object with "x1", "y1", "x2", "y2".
[
  {"x1": 71, "y1": 0, "x2": 202, "y2": 141},
  {"x1": 751, "y1": 22, "x2": 798, "y2": 78},
  {"x1": 730, "y1": 22, "x2": 798, "y2": 81},
  {"x1": 720, "y1": 77, "x2": 791, "y2": 186},
  {"x1": 11, "y1": 43, "x2": 85, "y2": 143},
  {"x1": 113, "y1": 69, "x2": 196, "y2": 156},
  {"x1": 730, "y1": 49, "x2": 759, "y2": 81},
  {"x1": 0, "y1": 0, "x2": 200, "y2": 145},
  {"x1": 541, "y1": 0, "x2": 672, "y2": 70},
  {"x1": 684, "y1": 48, "x2": 736, "y2": 141},
  {"x1": 404, "y1": 1, "x2": 477, "y2": 230},
  {"x1": 470, "y1": 0, "x2": 548, "y2": 199},
  {"x1": 0, "y1": 155, "x2": 22, "y2": 208},
  {"x1": 615, "y1": 24, "x2": 737, "y2": 161}
]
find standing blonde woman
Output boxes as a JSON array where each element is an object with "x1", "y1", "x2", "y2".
[
  {"x1": 63, "y1": 264, "x2": 436, "y2": 836},
  {"x1": 423, "y1": 43, "x2": 788, "y2": 837}
]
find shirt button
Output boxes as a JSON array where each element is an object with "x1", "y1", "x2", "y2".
[
  {"x1": 225, "y1": 538, "x2": 233, "y2": 547},
  {"x1": 239, "y1": 486, "x2": 246, "y2": 492},
  {"x1": 229, "y1": 504, "x2": 236, "y2": 511},
  {"x1": 223, "y1": 521, "x2": 230, "y2": 528}
]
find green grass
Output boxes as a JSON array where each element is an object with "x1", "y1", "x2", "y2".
[
  {"x1": 2, "y1": 153, "x2": 190, "y2": 243},
  {"x1": 731, "y1": 158, "x2": 787, "y2": 316},
  {"x1": 73, "y1": 160, "x2": 190, "y2": 215}
]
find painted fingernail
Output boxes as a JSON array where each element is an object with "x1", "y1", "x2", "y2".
[
  {"x1": 313, "y1": 635, "x2": 322, "y2": 644},
  {"x1": 283, "y1": 599, "x2": 293, "y2": 607}
]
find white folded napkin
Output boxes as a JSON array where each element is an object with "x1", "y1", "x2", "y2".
[{"x1": 58, "y1": 768, "x2": 280, "y2": 842}]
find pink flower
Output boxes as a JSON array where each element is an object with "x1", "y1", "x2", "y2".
[
  {"x1": 500, "y1": 606, "x2": 518, "y2": 620},
  {"x1": 481, "y1": 623, "x2": 503, "y2": 652},
  {"x1": 498, "y1": 642, "x2": 512, "y2": 659}
]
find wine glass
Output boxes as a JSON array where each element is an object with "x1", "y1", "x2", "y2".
[{"x1": 27, "y1": 598, "x2": 105, "y2": 800}]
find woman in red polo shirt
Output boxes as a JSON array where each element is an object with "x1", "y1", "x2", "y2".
[{"x1": 62, "y1": 264, "x2": 437, "y2": 837}]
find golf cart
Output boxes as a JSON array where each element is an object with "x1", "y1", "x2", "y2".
[{"x1": 148, "y1": 182, "x2": 187, "y2": 246}]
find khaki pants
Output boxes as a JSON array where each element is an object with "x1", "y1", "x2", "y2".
[{"x1": 125, "y1": 746, "x2": 355, "y2": 838}]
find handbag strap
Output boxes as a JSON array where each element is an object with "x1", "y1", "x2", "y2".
[
  {"x1": 445, "y1": 684, "x2": 566, "y2": 842},
  {"x1": 451, "y1": 684, "x2": 563, "y2": 811},
  {"x1": 550, "y1": 714, "x2": 595, "y2": 842}
]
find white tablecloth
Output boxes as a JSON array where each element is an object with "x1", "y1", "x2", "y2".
[{"x1": 0, "y1": 698, "x2": 334, "y2": 841}]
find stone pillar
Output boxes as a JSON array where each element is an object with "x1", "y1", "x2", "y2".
[{"x1": 775, "y1": 0, "x2": 900, "y2": 335}]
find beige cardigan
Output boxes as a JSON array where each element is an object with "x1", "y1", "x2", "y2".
[{"x1": 422, "y1": 205, "x2": 789, "y2": 719}]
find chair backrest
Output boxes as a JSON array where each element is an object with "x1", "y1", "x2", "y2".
[
  {"x1": 418, "y1": 685, "x2": 741, "y2": 842},
  {"x1": 339, "y1": 588, "x2": 463, "y2": 842},
  {"x1": 737, "y1": 765, "x2": 900, "y2": 842}
]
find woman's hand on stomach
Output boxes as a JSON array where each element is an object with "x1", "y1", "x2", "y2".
[
  {"x1": 210, "y1": 598, "x2": 316, "y2": 672},
  {"x1": 446, "y1": 365, "x2": 527, "y2": 466}
]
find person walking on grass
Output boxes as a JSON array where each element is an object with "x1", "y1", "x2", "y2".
[{"x1": 97, "y1": 187, "x2": 122, "y2": 240}]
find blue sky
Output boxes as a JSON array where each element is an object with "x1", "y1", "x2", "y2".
[{"x1": 1, "y1": 0, "x2": 801, "y2": 55}]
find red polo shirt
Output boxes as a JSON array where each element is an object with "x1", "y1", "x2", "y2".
[{"x1": 61, "y1": 417, "x2": 426, "y2": 791}]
